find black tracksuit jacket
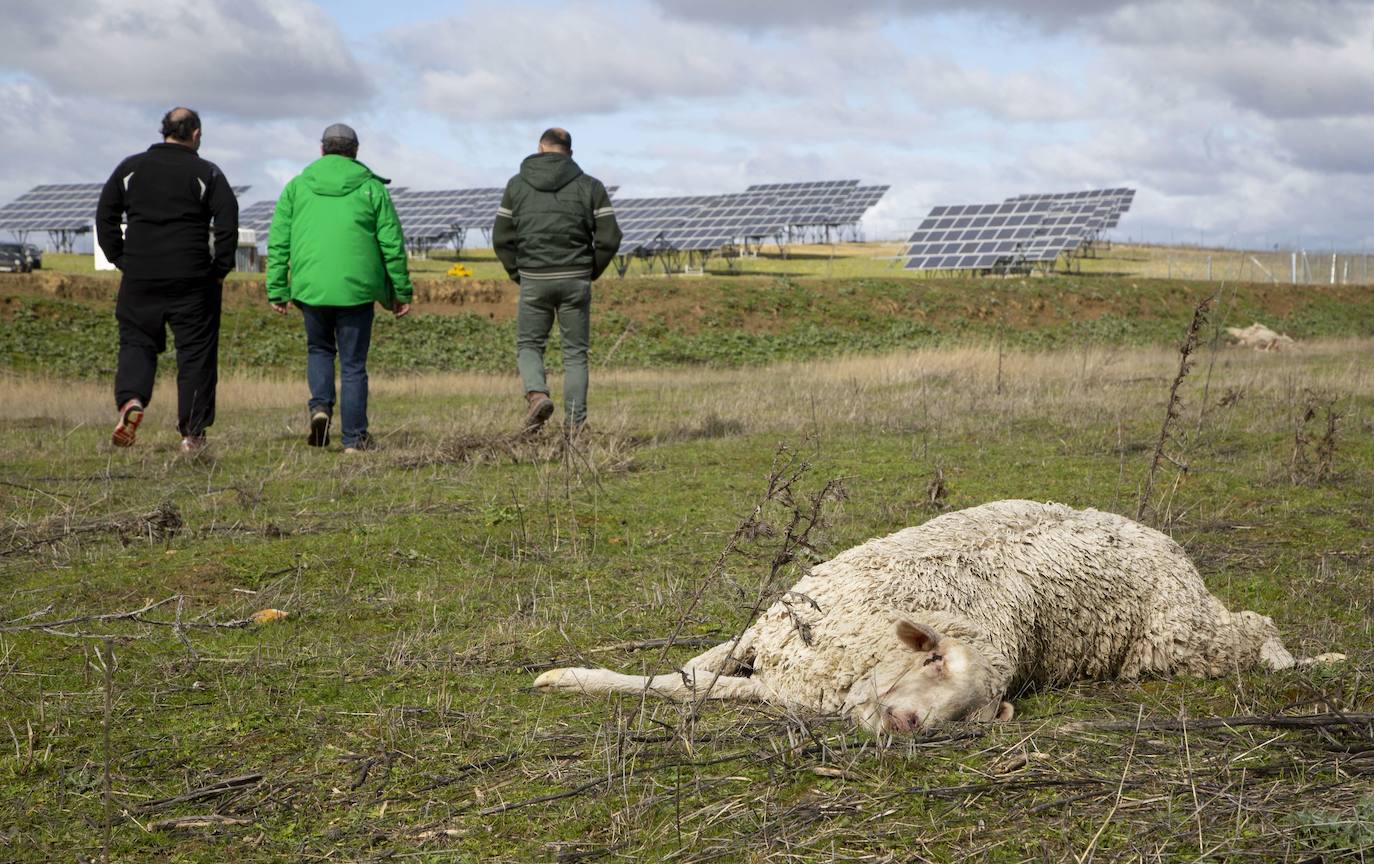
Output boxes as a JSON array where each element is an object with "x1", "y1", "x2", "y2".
[{"x1": 96, "y1": 143, "x2": 240, "y2": 281}]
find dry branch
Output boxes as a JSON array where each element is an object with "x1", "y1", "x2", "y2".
[
  {"x1": 0, "y1": 594, "x2": 260, "y2": 638},
  {"x1": 1137, "y1": 295, "x2": 1213, "y2": 524},
  {"x1": 0, "y1": 501, "x2": 182, "y2": 558},
  {"x1": 138, "y1": 773, "x2": 264, "y2": 812},
  {"x1": 150, "y1": 814, "x2": 253, "y2": 831}
]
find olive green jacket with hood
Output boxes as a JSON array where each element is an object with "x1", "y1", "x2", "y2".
[
  {"x1": 266, "y1": 155, "x2": 414, "y2": 307},
  {"x1": 492, "y1": 152, "x2": 621, "y2": 283}
]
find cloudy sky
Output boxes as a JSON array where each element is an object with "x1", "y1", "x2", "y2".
[{"x1": 3, "y1": 0, "x2": 1374, "y2": 249}]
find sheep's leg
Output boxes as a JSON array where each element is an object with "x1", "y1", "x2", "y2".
[
  {"x1": 1258, "y1": 636, "x2": 1296, "y2": 671},
  {"x1": 1296, "y1": 652, "x2": 1347, "y2": 667},
  {"x1": 683, "y1": 629, "x2": 757, "y2": 676},
  {"x1": 533, "y1": 667, "x2": 768, "y2": 702},
  {"x1": 1237, "y1": 614, "x2": 1344, "y2": 670}
]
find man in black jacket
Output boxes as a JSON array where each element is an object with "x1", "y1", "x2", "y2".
[
  {"x1": 493, "y1": 127, "x2": 621, "y2": 435},
  {"x1": 97, "y1": 107, "x2": 239, "y2": 452}
]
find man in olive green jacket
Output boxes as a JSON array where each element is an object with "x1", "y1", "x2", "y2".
[
  {"x1": 267, "y1": 123, "x2": 413, "y2": 452},
  {"x1": 493, "y1": 127, "x2": 621, "y2": 435}
]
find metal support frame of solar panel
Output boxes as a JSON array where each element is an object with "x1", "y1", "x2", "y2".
[{"x1": 903, "y1": 201, "x2": 1051, "y2": 272}]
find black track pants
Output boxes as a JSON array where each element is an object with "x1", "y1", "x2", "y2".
[{"x1": 113, "y1": 276, "x2": 222, "y2": 436}]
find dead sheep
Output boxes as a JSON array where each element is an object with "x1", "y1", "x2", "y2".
[
  {"x1": 1227, "y1": 322, "x2": 1296, "y2": 352},
  {"x1": 535, "y1": 500, "x2": 1343, "y2": 734}
]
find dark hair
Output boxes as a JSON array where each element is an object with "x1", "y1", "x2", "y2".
[
  {"x1": 322, "y1": 137, "x2": 358, "y2": 158},
  {"x1": 161, "y1": 107, "x2": 201, "y2": 142},
  {"x1": 539, "y1": 127, "x2": 572, "y2": 152}
]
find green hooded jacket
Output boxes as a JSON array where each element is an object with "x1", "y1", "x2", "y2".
[
  {"x1": 266, "y1": 155, "x2": 413, "y2": 307},
  {"x1": 492, "y1": 153, "x2": 621, "y2": 282}
]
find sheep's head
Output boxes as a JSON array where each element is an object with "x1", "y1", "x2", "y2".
[{"x1": 844, "y1": 619, "x2": 1013, "y2": 735}]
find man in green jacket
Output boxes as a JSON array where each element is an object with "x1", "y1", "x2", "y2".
[
  {"x1": 493, "y1": 128, "x2": 621, "y2": 435},
  {"x1": 266, "y1": 123, "x2": 413, "y2": 452}
]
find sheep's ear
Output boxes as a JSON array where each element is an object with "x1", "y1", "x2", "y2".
[
  {"x1": 895, "y1": 619, "x2": 941, "y2": 653},
  {"x1": 994, "y1": 701, "x2": 1015, "y2": 722}
]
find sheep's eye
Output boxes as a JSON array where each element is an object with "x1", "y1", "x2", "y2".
[{"x1": 923, "y1": 653, "x2": 942, "y2": 667}]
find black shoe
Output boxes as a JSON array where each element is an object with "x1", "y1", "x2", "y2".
[{"x1": 307, "y1": 410, "x2": 331, "y2": 447}]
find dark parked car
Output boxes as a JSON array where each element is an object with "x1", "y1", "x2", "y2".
[
  {"x1": 24, "y1": 244, "x2": 41, "y2": 269},
  {"x1": 0, "y1": 243, "x2": 29, "y2": 273}
]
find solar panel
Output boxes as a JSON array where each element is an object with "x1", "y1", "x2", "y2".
[
  {"x1": 903, "y1": 200, "x2": 1045, "y2": 271},
  {"x1": 0, "y1": 182, "x2": 251, "y2": 233},
  {"x1": 828, "y1": 185, "x2": 889, "y2": 225},
  {"x1": 239, "y1": 200, "x2": 276, "y2": 234},
  {"x1": 904, "y1": 188, "x2": 1134, "y2": 271},
  {"x1": 669, "y1": 192, "x2": 787, "y2": 245},
  {"x1": 746, "y1": 180, "x2": 859, "y2": 226},
  {"x1": 610, "y1": 196, "x2": 714, "y2": 254}
]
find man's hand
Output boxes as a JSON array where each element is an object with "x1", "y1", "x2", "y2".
[
  {"x1": 393, "y1": 302, "x2": 411, "y2": 318},
  {"x1": 270, "y1": 302, "x2": 290, "y2": 315}
]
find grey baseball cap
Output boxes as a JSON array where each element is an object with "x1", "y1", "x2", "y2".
[{"x1": 321, "y1": 123, "x2": 358, "y2": 144}]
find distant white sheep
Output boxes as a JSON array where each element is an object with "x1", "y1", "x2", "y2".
[
  {"x1": 1227, "y1": 322, "x2": 1296, "y2": 352},
  {"x1": 535, "y1": 500, "x2": 1342, "y2": 733}
]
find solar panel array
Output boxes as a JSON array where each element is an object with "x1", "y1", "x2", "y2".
[
  {"x1": 613, "y1": 181, "x2": 886, "y2": 256},
  {"x1": 0, "y1": 182, "x2": 251, "y2": 232},
  {"x1": 903, "y1": 188, "x2": 1133, "y2": 272},
  {"x1": 389, "y1": 188, "x2": 503, "y2": 241},
  {"x1": 1, "y1": 178, "x2": 888, "y2": 259}
]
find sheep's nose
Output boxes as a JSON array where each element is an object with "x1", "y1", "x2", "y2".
[{"x1": 884, "y1": 707, "x2": 922, "y2": 732}]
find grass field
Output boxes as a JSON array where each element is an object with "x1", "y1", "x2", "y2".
[{"x1": 1, "y1": 268, "x2": 1373, "y2": 861}]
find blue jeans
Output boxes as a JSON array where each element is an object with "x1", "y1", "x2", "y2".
[{"x1": 297, "y1": 302, "x2": 374, "y2": 447}]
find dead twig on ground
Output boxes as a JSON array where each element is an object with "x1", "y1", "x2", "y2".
[
  {"x1": 0, "y1": 594, "x2": 260, "y2": 638},
  {"x1": 0, "y1": 501, "x2": 181, "y2": 558},
  {"x1": 150, "y1": 814, "x2": 253, "y2": 831},
  {"x1": 138, "y1": 773, "x2": 265, "y2": 813}
]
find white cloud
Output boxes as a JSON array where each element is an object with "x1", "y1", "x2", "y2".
[
  {"x1": 388, "y1": 2, "x2": 752, "y2": 122},
  {"x1": 651, "y1": 0, "x2": 1136, "y2": 31},
  {"x1": 0, "y1": 0, "x2": 372, "y2": 119}
]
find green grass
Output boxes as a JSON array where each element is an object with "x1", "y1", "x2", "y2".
[
  {"x1": 5, "y1": 267, "x2": 1374, "y2": 381},
  {"x1": 1, "y1": 325, "x2": 1372, "y2": 860}
]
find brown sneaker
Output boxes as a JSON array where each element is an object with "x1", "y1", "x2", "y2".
[
  {"x1": 179, "y1": 435, "x2": 207, "y2": 454},
  {"x1": 111, "y1": 399, "x2": 144, "y2": 447},
  {"x1": 522, "y1": 392, "x2": 554, "y2": 434}
]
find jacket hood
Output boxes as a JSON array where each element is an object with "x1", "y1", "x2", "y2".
[
  {"x1": 519, "y1": 152, "x2": 583, "y2": 192},
  {"x1": 301, "y1": 155, "x2": 386, "y2": 197}
]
